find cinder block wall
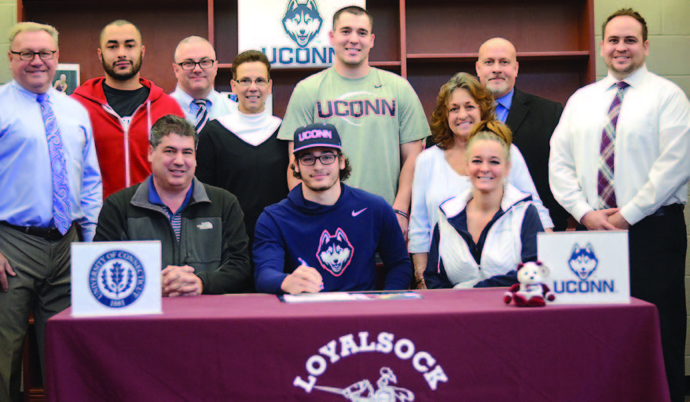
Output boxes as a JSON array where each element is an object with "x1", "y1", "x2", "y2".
[
  {"x1": 0, "y1": 1, "x2": 17, "y2": 84},
  {"x1": 594, "y1": 0, "x2": 690, "y2": 374}
]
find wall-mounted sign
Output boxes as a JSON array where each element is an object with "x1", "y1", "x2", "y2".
[{"x1": 238, "y1": 0, "x2": 366, "y2": 69}]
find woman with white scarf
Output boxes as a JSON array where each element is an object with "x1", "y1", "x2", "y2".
[{"x1": 196, "y1": 50, "x2": 288, "y2": 249}]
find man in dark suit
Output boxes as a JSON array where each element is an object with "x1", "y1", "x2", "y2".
[{"x1": 476, "y1": 37, "x2": 569, "y2": 230}]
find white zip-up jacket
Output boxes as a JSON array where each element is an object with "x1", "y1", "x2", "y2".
[{"x1": 425, "y1": 184, "x2": 544, "y2": 289}]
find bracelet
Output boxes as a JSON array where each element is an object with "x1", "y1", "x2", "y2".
[{"x1": 394, "y1": 209, "x2": 409, "y2": 219}]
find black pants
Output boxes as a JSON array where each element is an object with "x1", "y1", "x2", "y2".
[
  {"x1": 629, "y1": 211, "x2": 687, "y2": 402},
  {"x1": 576, "y1": 207, "x2": 686, "y2": 401}
]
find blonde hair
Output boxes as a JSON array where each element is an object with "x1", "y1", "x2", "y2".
[
  {"x1": 9, "y1": 22, "x2": 59, "y2": 48},
  {"x1": 466, "y1": 120, "x2": 513, "y2": 163}
]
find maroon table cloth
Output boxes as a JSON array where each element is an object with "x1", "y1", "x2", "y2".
[{"x1": 45, "y1": 288, "x2": 669, "y2": 401}]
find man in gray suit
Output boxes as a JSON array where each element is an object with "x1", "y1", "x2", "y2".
[{"x1": 476, "y1": 37, "x2": 569, "y2": 230}]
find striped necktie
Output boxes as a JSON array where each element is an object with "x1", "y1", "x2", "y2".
[
  {"x1": 37, "y1": 93, "x2": 72, "y2": 235},
  {"x1": 194, "y1": 99, "x2": 209, "y2": 133},
  {"x1": 597, "y1": 81, "x2": 629, "y2": 209}
]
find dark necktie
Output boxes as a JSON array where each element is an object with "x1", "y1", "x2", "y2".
[
  {"x1": 37, "y1": 93, "x2": 72, "y2": 234},
  {"x1": 597, "y1": 81, "x2": 630, "y2": 209}
]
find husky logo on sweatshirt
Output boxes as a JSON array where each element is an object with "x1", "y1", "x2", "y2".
[
  {"x1": 282, "y1": 0, "x2": 323, "y2": 48},
  {"x1": 317, "y1": 228, "x2": 354, "y2": 276}
]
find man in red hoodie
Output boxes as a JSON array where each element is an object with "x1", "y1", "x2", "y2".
[{"x1": 73, "y1": 20, "x2": 184, "y2": 200}]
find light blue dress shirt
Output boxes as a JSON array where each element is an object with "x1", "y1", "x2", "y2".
[
  {"x1": 170, "y1": 86, "x2": 237, "y2": 124},
  {"x1": 495, "y1": 88, "x2": 514, "y2": 123},
  {"x1": 0, "y1": 81, "x2": 103, "y2": 241}
]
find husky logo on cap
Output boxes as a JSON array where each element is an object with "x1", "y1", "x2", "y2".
[
  {"x1": 317, "y1": 228, "x2": 354, "y2": 276},
  {"x1": 282, "y1": 0, "x2": 323, "y2": 48}
]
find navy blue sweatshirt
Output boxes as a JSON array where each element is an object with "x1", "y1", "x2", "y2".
[{"x1": 253, "y1": 183, "x2": 413, "y2": 294}]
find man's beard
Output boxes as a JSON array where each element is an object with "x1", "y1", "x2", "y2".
[
  {"x1": 303, "y1": 172, "x2": 339, "y2": 193},
  {"x1": 102, "y1": 51, "x2": 143, "y2": 81},
  {"x1": 487, "y1": 78, "x2": 508, "y2": 97}
]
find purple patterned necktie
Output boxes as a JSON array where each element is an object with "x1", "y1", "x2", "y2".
[
  {"x1": 37, "y1": 93, "x2": 72, "y2": 234},
  {"x1": 597, "y1": 81, "x2": 629, "y2": 210}
]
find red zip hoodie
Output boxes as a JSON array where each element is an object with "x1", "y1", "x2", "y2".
[{"x1": 72, "y1": 77, "x2": 184, "y2": 200}]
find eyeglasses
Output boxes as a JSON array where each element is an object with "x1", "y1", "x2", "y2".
[
  {"x1": 298, "y1": 153, "x2": 338, "y2": 166},
  {"x1": 10, "y1": 50, "x2": 57, "y2": 61},
  {"x1": 234, "y1": 77, "x2": 269, "y2": 87},
  {"x1": 177, "y1": 59, "x2": 215, "y2": 70}
]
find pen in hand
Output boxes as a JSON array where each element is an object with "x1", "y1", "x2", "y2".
[{"x1": 298, "y1": 258, "x2": 324, "y2": 291}]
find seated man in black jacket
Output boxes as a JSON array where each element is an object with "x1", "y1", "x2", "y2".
[{"x1": 94, "y1": 115, "x2": 252, "y2": 295}]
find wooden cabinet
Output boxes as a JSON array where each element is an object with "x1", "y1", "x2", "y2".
[{"x1": 19, "y1": 0, "x2": 594, "y2": 118}]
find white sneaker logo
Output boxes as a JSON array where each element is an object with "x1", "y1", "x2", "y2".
[{"x1": 352, "y1": 208, "x2": 367, "y2": 217}]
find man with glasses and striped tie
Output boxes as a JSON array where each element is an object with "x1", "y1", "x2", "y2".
[
  {"x1": 0, "y1": 22, "x2": 102, "y2": 401},
  {"x1": 170, "y1": 36, "x2": 236, "y2": 132},
  {"x1": 549, "y1": 8, "x2": 690, "y2": 402},
  {"x1": 253, "y1": 123, "x2": 412, "y2": 295},
  {"x1": 72, "y1": 20, "x2": 184, "y2": 201}
]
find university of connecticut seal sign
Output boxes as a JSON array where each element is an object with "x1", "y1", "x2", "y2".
[{"x1": 89, "y1": 250, "x2": 146, "y2": 308}]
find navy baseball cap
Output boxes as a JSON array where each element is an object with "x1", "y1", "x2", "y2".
[{"x1": 293, "y1": 123, "x2": 342, "y2": 154}]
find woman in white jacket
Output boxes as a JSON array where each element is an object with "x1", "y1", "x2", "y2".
[
  {"x1": 409, "y1": 73, "x2": 551, "y2": 289},
  {"x1": 424, "y1": 120, "x2": 544, "y2": 289}
]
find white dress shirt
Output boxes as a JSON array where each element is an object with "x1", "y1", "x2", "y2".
[{"x1": 549, "y1": 65, "x2": 690, "y2": 225}]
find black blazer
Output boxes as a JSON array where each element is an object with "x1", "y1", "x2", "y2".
[{"x1": 505, "y1": 88, "x2": 570, "y2": 231}]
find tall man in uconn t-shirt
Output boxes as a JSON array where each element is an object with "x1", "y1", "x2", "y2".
[
  {"x1": 254, "y1": 123, "x2": 413, "y2": 294},
  {"x1": 73, "y1": 20, "x2": 184, "y2": 200},
  {"x1": 278, "y1": 6, "x2": 429, "y2": 239}
]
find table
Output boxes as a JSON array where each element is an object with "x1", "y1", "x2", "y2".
[{"x1": 45, "y1": 289, "x2": 669, "y2": 401}]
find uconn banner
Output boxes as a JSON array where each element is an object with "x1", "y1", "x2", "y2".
[
  {"x1": 538, "y1": 231, "x2": 630, "y2": 304},
  {"x1": 238, "y1": 0, "x2": 366, "y2": 69}
]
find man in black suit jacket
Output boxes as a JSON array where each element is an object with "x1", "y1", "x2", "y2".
[{"x1": 476, "y1": 37, "x2": 569, "y2": 230}]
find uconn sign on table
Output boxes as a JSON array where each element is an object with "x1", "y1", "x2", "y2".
[{"x1": 537, "y1": 231, "x2": 630, "y2": 304}]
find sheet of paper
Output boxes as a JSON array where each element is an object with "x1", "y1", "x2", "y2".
[{"x1": 279, "y1": 291, "x2": 423, "y2": 303}]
